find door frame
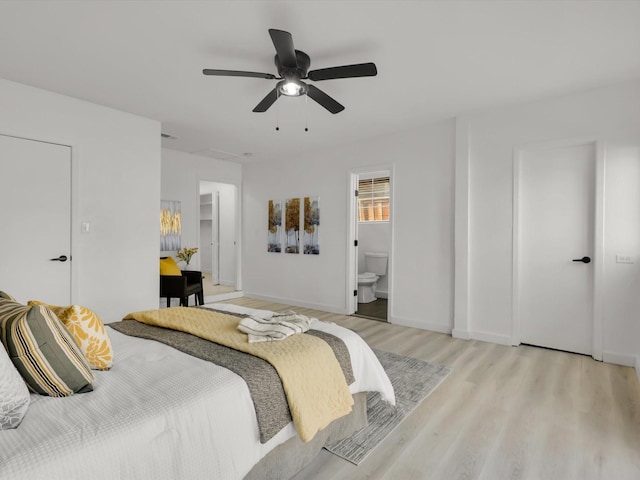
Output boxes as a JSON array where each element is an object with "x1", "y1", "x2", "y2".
[
  {"x1": 346, "y1": 164, "x2": 395, "y2": 317},
  {"x1": 212, "y1": 190, "x2": 220, "y2": 284},
  {"x1": 1, "y1": 133, "x2": 77, "y2": 304},
  {"x1": 197, "y1": 176, "x2": 242, "y2": 291},
  {"x1": 511, "y1": 137, "x2": 604, "y2": 360}
]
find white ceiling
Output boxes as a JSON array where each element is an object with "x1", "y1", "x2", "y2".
[{"x1": 1, "y1": 1, "x2": 639, "y2": 163}]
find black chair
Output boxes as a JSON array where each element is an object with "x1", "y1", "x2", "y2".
[{"x1": 160, "y1": 270, "x2": 204, "y2": 307}]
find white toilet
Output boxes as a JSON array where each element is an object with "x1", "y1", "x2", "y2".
[{"x1": 357, "y1": 252, "x2": 388, "y2": 303}]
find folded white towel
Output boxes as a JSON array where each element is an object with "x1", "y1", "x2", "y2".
[{"x1": 237, "y1": 311, "x2": 312, "y2": 343}]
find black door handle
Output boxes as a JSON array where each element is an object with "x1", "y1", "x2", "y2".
[
  {"x1": 49, "y1": 255, "x2": 68, "y2": 262},
  {"x1": 572, "y1": 256, "x2": 591, "y2": 264}
]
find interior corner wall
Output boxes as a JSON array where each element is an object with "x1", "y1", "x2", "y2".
[
  {"x1": 161, "y1": 148, "x2": 242, "y2": 273},
  {"x1": 0, "y1": 77, "x2": 161, "y2": 321},
  {"x1": 461, "y1": 79, "x2": 640, "y2": 361},
  {"x1": 242, "y1": 119, "x2": 455, "y2": 332}
]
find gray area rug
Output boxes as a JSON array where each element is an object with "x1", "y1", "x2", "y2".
[{"x1": 324, "y1": 349, "x2": 451, "y2": 465}]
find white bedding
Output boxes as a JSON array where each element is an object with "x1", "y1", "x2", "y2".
[{"x1": 0, "y1": 304, "x2": 394, "y2": 480}]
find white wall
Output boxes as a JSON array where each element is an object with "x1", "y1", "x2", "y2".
[
  {"x1": 161, "y1": 149, "x2": 242, "y2": 280},
  {"x1": 0, "y1": 77, "x2": 161, "y2": 321},
  {"x1": 242, "y1": 119, "x2": 455, "y2": 332},
  {"x1": 457, "y1": 79, "x2": 640, "y2": 364},
  {"x1": 243, "y1": 79, "x2": 639, "y2": 369}
]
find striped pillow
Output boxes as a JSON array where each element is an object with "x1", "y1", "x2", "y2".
[
  {"x1": 0, "y1": 291, "x2": 16, "y2": 301},
  {"x1": 0, "y1": 299, "x2": 94, "y2": 397},
  {"x1": 28, "y1": 302, "x2": 113, "y2": 371}
]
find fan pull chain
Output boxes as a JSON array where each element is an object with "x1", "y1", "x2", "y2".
[
  {"x1": 275, "y1": 90, "x2": 280, "y2": 131},
  {"x1": 304, "y1": 94, "x2": 309, "y2": 132}
]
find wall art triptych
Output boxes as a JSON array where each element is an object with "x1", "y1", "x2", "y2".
[{"x1": 268, "y1": 197, "x2": 319, "y2": 255}]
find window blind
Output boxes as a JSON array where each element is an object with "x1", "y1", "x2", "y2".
[{"x1": 358, "y1": 176, "x2": 390, "y2": 222}]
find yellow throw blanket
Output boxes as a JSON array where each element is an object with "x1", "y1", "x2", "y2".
[{"x1": 123, "y1": 307, "x2": 354, "y2": 442}]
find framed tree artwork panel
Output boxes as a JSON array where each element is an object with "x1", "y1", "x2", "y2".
[
  {"x1": 285, "y1": 197, "x2": 300, "y2": 254},
  {"x1": 303, "y1": 196, "x2": 319, "y2": 255},
  {"x1": 267, "y1": 199, "x2": 282, "y2": 252}
]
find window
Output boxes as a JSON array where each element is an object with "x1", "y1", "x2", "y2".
[{"x1": 358, "y1": 176, "x2": 390, "y2": 222}]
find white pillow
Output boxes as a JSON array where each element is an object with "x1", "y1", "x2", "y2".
[{"x1": 0, "y1": 344, "x2": 30, "y2": 429}]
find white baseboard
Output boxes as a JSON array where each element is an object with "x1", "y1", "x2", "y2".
[
  {"x1": 451, "y1": 328, "x2": 471, "y2": 340},
  {"x1": 243, "y1": 292, "x2": 348, "y2": 315},
  {"x1": 389, "y1": 315, "x2": 452, "y2": 334},
  {"x1": 602, "y1": 351, "x2": 636, "y2": 367},
  {"x1": 375, "y1": 291, "x2": 388, "y2": 299},
  {"x1": 399, "y1": 324, "x2": 511, "y2": 345},
  {"x1": 469, "y1": 330, "x2": 513, "y2": 346}
]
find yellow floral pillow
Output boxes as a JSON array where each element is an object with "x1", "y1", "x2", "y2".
[{"x1": 28, "y1": 302, "x2": 113, "y2": 370}]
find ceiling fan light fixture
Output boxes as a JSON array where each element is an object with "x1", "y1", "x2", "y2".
[
  {"x1": 278, "y1": 79, "x2": 307, "y2": 97},
  {"x1": 282, "y1": 81, "x2": 300, "y2": 96}
]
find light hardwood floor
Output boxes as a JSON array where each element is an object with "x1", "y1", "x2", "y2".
[
  {"x1": 201, "y1": 273, "x2": 236, "y2": 297},
  {"x1": 212, "y1": 297, "x2": 640, "y2": 480}
]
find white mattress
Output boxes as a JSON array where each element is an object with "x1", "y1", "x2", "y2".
[{"x1": 0, "y1": 304, "x2": 394, "y2": 480}]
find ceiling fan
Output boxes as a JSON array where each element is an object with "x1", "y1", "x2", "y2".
[{"x1": 203, "y1": 29, "x2": 377, "y2": 114}]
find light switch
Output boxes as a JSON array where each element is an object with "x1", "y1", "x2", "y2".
[
  {"x1": 81, "y1": 222, "x2": 91, "y2": 234},
  {"x1": 616, "y1": 255, "x2": 633, "y2": 264}
]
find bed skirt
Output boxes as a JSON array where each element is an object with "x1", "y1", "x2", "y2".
[{"x1": 245, "y1": 392, "x2": 368, "y2": 480}]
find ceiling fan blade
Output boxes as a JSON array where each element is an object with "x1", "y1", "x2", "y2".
[
  {"x1": 252, "y1": 88, "x2": 279, "y2": 113},
  {"x1": 268, "y1": 29, "x2": 297, "y2": 68},
  {"x1": 203, "y1": 69, "x2": 277, "y2": 80},
  {"x1": 308, "y1": 62, "x2": 377, "y2": 81},
  {"x1": 306, "y1": 85, "x2": 344, "y2": 114}
]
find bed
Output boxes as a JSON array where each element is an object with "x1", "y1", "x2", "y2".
[{"x1": 0, "y1": 302, "x2": 394, "y2": 480}]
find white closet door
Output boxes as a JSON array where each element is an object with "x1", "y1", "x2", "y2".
[
  {"x1": 517, "y1": 143, "x2": 595, "y2": 355},
  {"x1": 0, "y1": 134, "x2": 71, "y2": 304}
]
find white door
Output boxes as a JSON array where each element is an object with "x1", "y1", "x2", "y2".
[
  {"x1": 212, "y1": 190, "x2": 220, "y2": 285},
  {"x1": 517, "y1": 143, "x2": 595, "y2": 355},
  {"x1": 0, "y1": 134, "x2": 72, "y2": 304}
]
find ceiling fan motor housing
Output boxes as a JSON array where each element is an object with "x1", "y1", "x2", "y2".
[{"x1": 275, "y1": 50, "x2": 310, "y2": 80}]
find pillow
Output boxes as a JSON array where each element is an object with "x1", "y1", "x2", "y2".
[
  {"x1": 0, "y1": 298, "x2": 94, "y2": 397},
  {"x1": 0, "y1": 291, "x2": 16, "y2": 301},
  {"x1": 0, "y1": 343, "x2": 30, "y2": 429},
  {"x1": 28, "y1": 302, "x2": 113, "y2": 371},
  {"x1": 160, "y1": 257, "x2": 181, "y2": 276}
]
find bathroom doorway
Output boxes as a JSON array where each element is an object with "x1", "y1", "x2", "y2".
[
  {"x1": 198, "y1": 180, "x2": 243, "y2": 301},
  {"x1": 347, "y1": 167, "x2": 393, "y2": 322}
]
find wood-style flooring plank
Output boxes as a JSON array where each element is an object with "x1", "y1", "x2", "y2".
[{"x1": 212, "y1": 298, "x2": 640, "y2": 480}]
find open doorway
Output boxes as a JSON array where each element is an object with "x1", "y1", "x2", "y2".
[
  {"x1": 199, "y1": 180, "x2": 242, "y2": 301},
  {"x1": 347, "y1": 167, "x2": 393, "y2": 322}
]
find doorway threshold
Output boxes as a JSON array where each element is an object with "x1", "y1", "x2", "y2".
[
  {"x1": 204, "y1": 291, "x2": 244, "y2": 304},
  {"x1": 352, "y1": 313, "x2": 387, "y2": 323},
  {"x1": 353, "y1": 298, "x2": 388, "y2": 322}
]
